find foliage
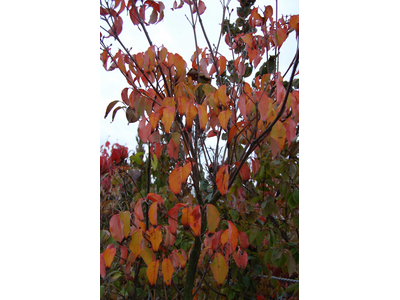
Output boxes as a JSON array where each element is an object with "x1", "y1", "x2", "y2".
[{"x1": 100, "y1": 0, "x2": 299, "y2": 299}]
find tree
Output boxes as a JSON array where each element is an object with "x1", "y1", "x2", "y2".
[{"x1": 100, "y1": 0, "x2": 299, "y2": 299}]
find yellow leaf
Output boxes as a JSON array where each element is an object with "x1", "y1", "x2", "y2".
[
  {"x1": 270, "y1": 120, "x2": 286, "y2": 151},
  {"x1": 162, "y1": 258, "x2": 174, "y2": 286},
  {"x1": 146, "y1": 260, "x2": 160, "y2": 286},
  {"x1": 206, "y1": 204, "x2": 220, "y2": 233},
  {"x1": 148, "y1": 226, "x2": 163, "y2": 251},
  {"x1": 210, "y1": 253, "x2": 228, "y2": 285},
  {"x1": 141, "y1": 247, "x2": 156, "y2": 266},
  {"x1": 161, "y1": 106, "x2": 175, "y2": 134},
  {"x1": 218, "y1": 110, "x2": 232, "y2": 130},
  {"x1": 129, "y1": 229, "x2": 143, "y2": 261},
  {"x1": 119, "y1": 211, "x2": 131, "y2": 238},
  {"x1": 103, "y1": 247, "x2": 116, "y2": 268}
]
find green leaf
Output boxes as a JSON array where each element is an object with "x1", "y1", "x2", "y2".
[
  {"x1": 285, "y1": 282, "x2": 299, "y2": 294},
  {"x1": 285, "y1": 250, "x2": 297, "y2": 276},
  {"x1": 229, "y1": 209, "x2": 239, "y2": 221},
  {"x1": 151, "y1": 153, "x2": 158, "y2": 170},
  {"x1": 250, "y1": 196, "x2": 263, "y2": 204},
  {"x1": 242, "y1": 276, "x2": 250, "y2": 288},
  {"x1": 200, "y1": 180, "x2": 209, "y2": 192},
  {"x1": 249, "y1": 227, "x2": 260, "y2": 245},
  {"x1": 256, "y1": 230, "x2": 267, "y2": 247},
  {"x1": 100, "y1": 285, "x2": 105, "y2": 298}
]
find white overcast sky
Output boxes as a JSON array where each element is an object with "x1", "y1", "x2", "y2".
[{"x1": 100, "y1": 0, "x2": 299, "y2": 152}]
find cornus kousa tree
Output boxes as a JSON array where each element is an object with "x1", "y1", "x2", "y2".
[{"x1": 100, "y1": 0, "x2": 299, "y2": 299}]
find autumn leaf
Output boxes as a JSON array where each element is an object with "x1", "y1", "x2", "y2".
[
  {"x1": 270, "y1": 120, "x2": 286, "y2": 151},
  {"x1": 221, "y1": 221, "x2": 239, "y2": 252},
  {"x1": 110, "y1": 214, "x2": 124, "y2": 243},
  {"x1": 167, "y1": 203, "x2": 187, "y2": 235},
  {"x1": 149, "y1": 201, "x2": 158, "y2": 226},
  {"x1": 100, "y1": 253, "x2": 106, "y2": 278},
  {"x1": 167, "y1": 132, "x2": 180, "y2": 160},
  {"x1": 216, "y1": 165, "x2": 229, "y2": 195},
  {"x1": 141, "y1": 247, "x2": 156, "y2": 266},
  {"x1": 232, "y1": 249, "x2": 248, "y2": 269},
  {"x1": 186, "y1": 102, "x2": 198, "y2": 129},
  {"x1": 147, "y1": 193, "x2": 164, "y2": 205},
  {"x1": 161, "y1": 106, "x2": 175, "y2": 134},
  {"x1": 134, "y1": 199, "x2": 144, "y2": 221},
  {"x1": 196, "y1": 104, "x2": 208, "y2": 130},
  {"x1": 238, "y1": 231, "x2": 250, "y2": 249},
  {"x1": 103, "y1": 246, "x2": 116, "y2": 268},
  {"x1": 146, "y1": 260, "x2": 160, "y2": 286},
  {"x1": 129, "y1": 229, "x2": 143, "y2": 261},
  {"x1": 170, "y1": 250, "x2": 186, "y2": 268},
  {"x1": 148, "y1": 226, "x2": 163, "y2": 251},
  {"x1": 218, "y1": 110, "x2": 232, "y2": 130},
  {"x1": 119, "y1": 211, "x2": 131, "y2": 238},
  {"x1": 181, "y1": 206, "x2": 193, "y2": 229},
  {"x1": 189, "y1": 205, "x2": 201, "y2": 236},
  {"x1": 138, "y1": 117, "x2": 151, "y2": 142},
  {"x1": 119, "y1": 245, "x2": 128, "y2": 265},
  {"x1": 162, "y1": 258, "x2": 174, "y2": 286},
  {"x1": 234, "y1": 161, "x2": 251, "y2": 181},
  {"x1": 206, "y1": 204, "x2": 220, "y2": 233},
  {"x1": 210, "y1": 253, "x2": 228, "y2": 285},
  {"x1": 168, "y1": 166, "x2": 182, "y2": 194}
]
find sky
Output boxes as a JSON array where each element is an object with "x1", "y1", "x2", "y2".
[{"x1": 100, "y1": 0, "x2": 300, "y2": 153}]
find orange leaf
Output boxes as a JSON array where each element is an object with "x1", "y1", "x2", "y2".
[
  {"x1": 168, "y1": 166, "x2": 182, "y2": 194},
  {"x1": 251, "y1": 158, "x2": 260, "y2": 176},
  {"x1": 275, "y1": 28, "x2": 287, "y2": 49},
  {"x1": 149, "y1": 202, "x2": 158, "y2": 226},
  {"x1": 147, "y1": 193, "x2": 164, "y2": 205},
  {"x1": 148, "y1": 226, "x2": 163, "y2": 251},
  {"x1": 218, "y1": 110, "x2": 232, "y2": 130},
  {"x1": 210, "y1": 253, "x2": 228, "y2": 285},
  {"x1": 234, "y1": 162, "x2": 251, "y2": 181},
  {"x1": 167, "y1": 203, "x2": 187, "y2": 235},
  {"x1": 100, "y1": 253, "x2": 106, "y2": 278},
  {"x1": 215, "y1": 85, "x2": 227, "y2": 107},
  {"x1": 161, "y1": 106, "x2": 175, "y2": 134},
  {"x1": 103, "y1": 247, "x2": 116, "y2": 268},
  {"x1": 189, "y1": 205, "x2": 201, "y2": 236},
  {"x1": 181, "y1": 206, "x2": 193, "y2": 229},
  {"x1": 206, "y1": 204, "x2": 220, "y2": 233},
  {"x1": 110, "y1": 214, "x2": 124, "y2": 243},
  {"x1": 129, "y1": 229, "x2": 143, "y2": 261},
  {"x1": 216, "y1": 165, "x2": 229, "y2": 195},
  {"x1": 162, "y1": 258, "x2": 174, "y2": 286},
  {"x1": 182, "y1": 162, "x2": 192, "y2": 182},
  {"x1": 218, "y1": 56, "x2": 227, "y2": 76},
  {"x1": 167, "y1": 132, "x2": 180, "y2": 160},
  {"x1": 242, "y1": 33, "x2": 253, "y2": 47},
  {"x1": 146, "y1": 260, "x2": 160, "y2": 286},
  {"x1": 270, "y1": 120, "x2": 286, "y2": 151},
  {"x1": 119, "y1": 211, "x2": 131, "y2": 238},
  {"x1": 186, "y1": 102, "x2": 198, "y2": 129},
  {"x1": 221, "y1": 221, "x2": 238, "y2": 252}
]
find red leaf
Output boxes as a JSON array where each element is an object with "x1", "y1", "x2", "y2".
[
  {"x1": 232, "y1": 249, "x2": 248, "y2": 269},
  {"x1": 238, "y1": 231, "x2": 249, "y2": 249},
  {"x1": 147, "y1": 193, "x2": 164, "y2": 205},
  {"x1": 167, "y1": 132, "x2": 180, "y2": 160},
  {"x1": 120, "y1": 245, "x2": 128, "y2": 265},
  {"x1": 110, "y1": 214, "x2": 124, "y2": 243},
  {"x1": 138, "y1": 117, "x2": 151, "y2": 142},
  {"x1": 189, "y1": 205, "x2": 201, "y2": 236},
  {"x1": 234, "y1": 161, "x2": 250, "y2": 181},
  {"x1": 100, "y1": 253, "x2": 106, "y2": 278}
]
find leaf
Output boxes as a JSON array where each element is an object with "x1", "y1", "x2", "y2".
[
  {"x1": 270, "y1": 120, "x2": 286, "y2": 151},
  {"x1": 149, "y1": 202, "x2": 158, "y2": 226},
  {"x1": 181, "y1": 162, "x2": 192, "y2": 182},
  {"x1": 189, "y1": 205, "x2": 201, "y2": 236},
  {"x1": 148, "y1": 226, "x2": 163, "y2": 251},
  {"x1": 196, "y1": 104, "x2": 208, "y2": 130},
  {"x1": 216, "y1": 165, "x2": 229, "y2": 195},
  {"x1": 275, "y1": 28, "x2": 287, "y2": 49},
  {"x1": 162, "y1": 258, "x2": 174, "y2": 286},
  {"x1": 218, "y1": 110, "x2": 232, "y2": 130},
  {"x1": 168, "y1": 166, "x2": 182, "y2": 194},
  {"x1": 284, "y1": 250, "x2": 297, "y2": 276},
  {"x1": 232, "y1": 250, "x2": 248, "y2": 269},
  {"x1": 234, "y1": 162, "x2": 250, "y2": 181},
  {"x1": 100, "y1": 253, "x2": 106, "y2": 278},
  {"x1": 138, "y1": 117, "x2": 151, "y2": 142},
  {"x1": 119, "y1": 245, "x2": 128, "y2": 265},
  {"x1": 141, "y1": 247, "x2": 156, "y2": 266},
  {"x1": 103, "y1": 247, "x2": 116, "y2": 268},
  {"x1": 181, "y1": 206, "x2": 192, "y2": 229},
  {"x1": 185, "y1": 102, "x2": 198, "y2": 129},
  {"x1": 147, "y1": 193, "x2": 164, "y2": 205},
  {"x1": 210, "y1": 253, "x2": 228, "y2": 285},
  {"x1": 146, "y1": 260, "x2": 160, "y2": 286},
  {"x1": 109, "y1": 214, "x2": 124, "y2": 243},
  {"x1": 238, "y1": 231, "x2": 249, "y2": 249},
  {"x1": 206, "y1": 204, "x2": 220, "y2": 233},
  {"x1": 161, "y1": 106, "x2": 175, "y2": 134},
  {"x1": 119, "y1": 211, "x2": 131, "y2": 238},
  {"x1": 104, "y1": 100, "x2": 120, "y2": 119},
  {"x1": 167, "y1": 203, "x2": 187, "y2": 235},
  {"x1": 134, "y1": 199, "x2": 144, "y2": 221},
  {"x1": 129, "y1": 229, "x2": 143, "y2": 261}
]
